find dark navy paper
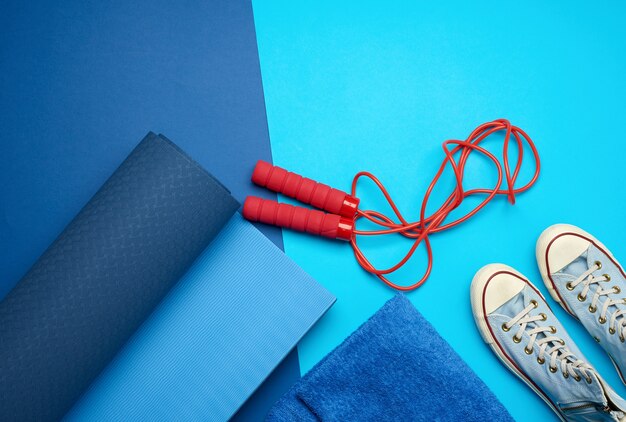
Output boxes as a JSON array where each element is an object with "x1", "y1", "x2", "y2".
[
  {"x1": 0, "y1": 133, "x2": 239, "y2": 421},
  {"x1": 0, "y1": 1, "x2": 299, "y2": 418}
]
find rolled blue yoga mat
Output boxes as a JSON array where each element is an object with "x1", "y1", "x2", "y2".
[
  {"x1": 65, "y1": 213, "x2": 335, "y2": 421},
  {"x1": 0, "y1": 133, "x2": 241, "y2": 421}
]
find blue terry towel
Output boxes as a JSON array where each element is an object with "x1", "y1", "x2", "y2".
[{"x1": 267, "y1": 295, "x2": 513, "y2": 421}]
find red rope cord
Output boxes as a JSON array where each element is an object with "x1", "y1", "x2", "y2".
[{"x1": 349, "y1": 119, "x2": 540, "y2": 291}]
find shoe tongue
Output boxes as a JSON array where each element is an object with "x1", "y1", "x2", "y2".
[
  {"x1": 560, "y1": 250, "x2": 589, "y2": 276},
  {"x1": 493, "y1": 289, "x2": 526, "y2": 318},
  {"x1": 566, "y1": 247, "x2": 626, "y2": 316},
  {"x1": 492, "y1": 288, "x2": 543, "y2": 338}
]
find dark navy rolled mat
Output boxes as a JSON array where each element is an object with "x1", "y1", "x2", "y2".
[{"x1": 0, "y1": 132, "x2": 239, "y2": 421}]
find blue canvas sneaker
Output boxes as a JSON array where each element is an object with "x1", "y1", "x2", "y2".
[
  {"x1": 471, "y1": 264, "x2": 626, "y2": 421},
  {"x1": 538, "y1": 224, "x2": 626, "y2": 385}
]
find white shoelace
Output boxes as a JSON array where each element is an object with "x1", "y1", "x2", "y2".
[
  {"x1": 503, "y1": 301, "x2": 595, "y2": 382},
  {"x1": 568, "y1": 262, "x2": 626, "y2": 342}
]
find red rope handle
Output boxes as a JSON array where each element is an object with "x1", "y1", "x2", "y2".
[{"x1": 349, "y1": 119, "x2": 540, "y2": 291}]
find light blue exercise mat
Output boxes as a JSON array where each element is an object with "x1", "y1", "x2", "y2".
[{"x1": 66, "y1": 213, "x2": 335, "y2": 421}]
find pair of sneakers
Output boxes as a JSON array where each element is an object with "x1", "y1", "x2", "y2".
[{"x1": 471, "y1": 224, "x2": 626, "y2": 421}]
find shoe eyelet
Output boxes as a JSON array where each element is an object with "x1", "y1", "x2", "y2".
[
  {"x1": 566, "y1": 282, "x2": 574, "y2": 291},
  {"x1": 577, "y1": 293, "x2": 586, "y2": 302},
  {"x1": 550, "y1": 326, "x2": 557, "y2": 334},
  {"x1": 513, "y1": 335, "x2": 522, "y2": 343},
  {"x1": 563, "y1": 372, "x2": 569, "y2": 379},
  {"x1": 573, "y1": 374, "x2": 581, "y2": 382},
  {"x1": 540, "y1": 313, "x2": 547, "y2": 321},
  {"x1": 599, "y1": 316, "x2": 607, "y2": 324},
  {"x1": 549, "y1": 366, "x2": 558, "y2": 373},
  {"x1": 595, "y1": 261, "x2": 602, "y2": 269},
  {"x1": 558, "y1": 339, "x2": 565, "y2": 345},
  {"x1": 620, "y1": 336, "x2": 625, "y2": 343},
  {"x1": 604, "y1": 274, "x2": 611, "y2": 281},
  {"x1": 609, "y1": 327, "x2": 616, "y2": 335},
  {"x1": 524, "y1": 346, "x2": 533, "y2": 355},
  {"x1": 614, "y1": 286, "x2": 621, "y2": 294},
  {"x1": 585, "y1": 376, "x2": 593, "y2": 384},
  {"x1": 530, "y1": 299, "x2": 538, "y2": 308},
  {"x1": 589, "y1": 305, "x2": 597, "y2": 313},
  {"x1": 501, "y1": 323, "x2": 510, "y2": 332},
  {"x1": 537, "y1": 357, "x2": 545, "y2": 364}
]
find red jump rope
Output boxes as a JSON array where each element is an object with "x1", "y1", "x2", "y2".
[{"x1": 243, "y1": 119, "x2": 540, "y2": 291}]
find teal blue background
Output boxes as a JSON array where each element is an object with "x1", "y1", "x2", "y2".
[
  {"x1": 2, "y1": 1, "x2": 625, "y2": 420},
  {"x1": 252, "y1": 1, "x2": 626, "y2": 420}
]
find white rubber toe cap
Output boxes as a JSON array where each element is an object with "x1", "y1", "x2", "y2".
[
  {"x1": 471, "y1": 264, "x2": 529, "y2": 344},
  {"x1": 536, "y1": 224, "x2": 606, "y2": 309},
  {"x1": 537, "y1": 224, "x2": 592, "y2": 275}
]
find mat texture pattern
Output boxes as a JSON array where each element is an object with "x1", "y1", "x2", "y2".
[
  {"x1": 0, "y1": 133, "x2": 239, "y2": 421},
  {"x1": 66, "y1": 214, "x2": 335, "y2": 421}
]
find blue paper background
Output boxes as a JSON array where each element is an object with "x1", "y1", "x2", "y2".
[
  {"x1": 252, "y1": 1, "x2": 626, "y2": 420},
  {"x1": 0, "y1": 1, "x2": 296, "y2": 419},
  {"x1": 3, "y1": 1, "x2": 626, "y2": 420}
]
